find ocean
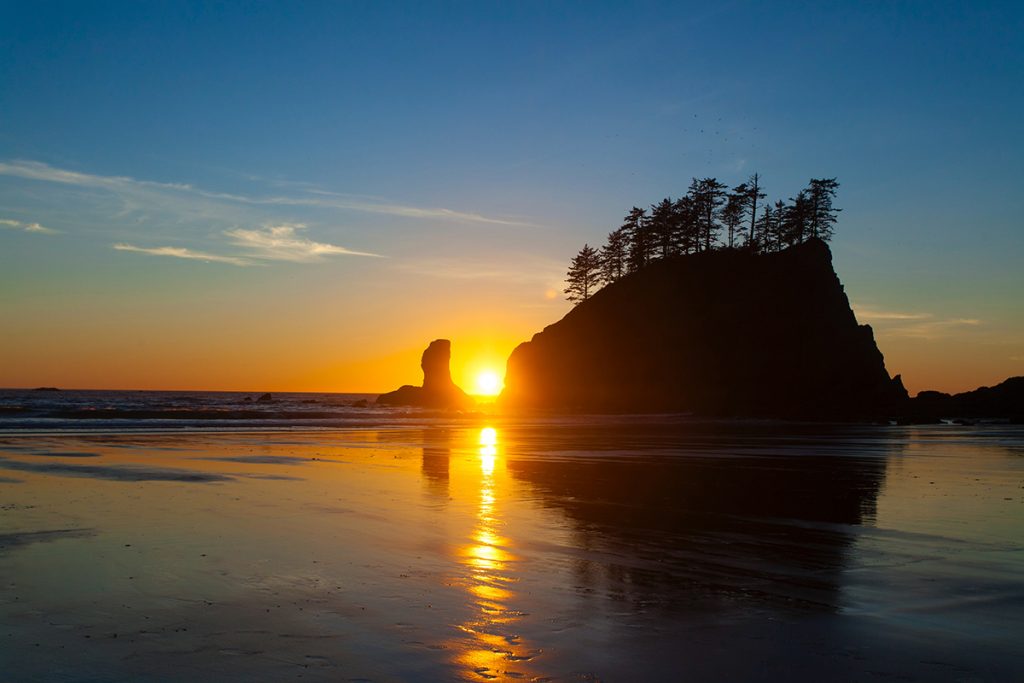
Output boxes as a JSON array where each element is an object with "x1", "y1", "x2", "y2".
[
  {"x1": 1, "y1": 390, "x2": 1022, "y2": 681},
  {"x1": 0, "y1": 389, "x2": 401, "y2": 432}
]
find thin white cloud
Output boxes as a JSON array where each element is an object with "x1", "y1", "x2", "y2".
[
  {"x1": 113, "y1": 243, "x2": 252, "y2": 266},
  {"x1": 224, "y1": 223, "x2": 380, "y2": 262},
  {"x1": 0, "y1": 217, "x2": 58, "y2": 234},
  {"x1": 0, "y1": 159, "x2": 532, "y2": 226},
  {"x1": 263, "y1": 190, "x2": 536, "y2": 226},
  {"x1": 885, "y1": 319, "x2": 981, "y2": 340},
  {"x1": 852, "y1": 304, "x2": 931, "y2": 322},
  {"x1": 854, "y1": 303, "x2": 982, "y2": 340}
]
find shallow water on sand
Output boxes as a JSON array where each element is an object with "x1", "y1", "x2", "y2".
[{"x1": 1, "y1": 421, "x2": 1022, "y2": 681}]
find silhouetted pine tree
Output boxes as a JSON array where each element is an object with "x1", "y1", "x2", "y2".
[
  {"x1": 806, "y1": 178, "x2": 841, "y2": 241},
  {"x1": 770, "y1": 200, "x2": 789, "y2": 250},
  {"x1": 565, "y1": 174, "x2": 841, "y2": 293},
  {"x1": 743, "y1": 173, "x2": 766, "y2": 248},
  {"x1": 649, "y1": 198, "x2": 677, "y2": 259},
  {"x1": 600, "y1": 227, "x2": 629, "y2": 284},
  {"x1": 782, "y1": 191, "x2": 812, "y2": 246},
  {"x1": 673, "y1": 195, "x2": 699, "y2": 254},
  {"x1": 565, "y1": 244, "x2": 602, "y2": 303},
  {"x1": 689, "y1": 177, "x2": 728, "y2": 251},
  {"x1": 755, "y1": 201, "x2": 780, "y2": 252},
  {"x1": 623, "y1": 206, "x2": 652, "y2": 272},
  {"x1": 722, "y1": 187, "x2": 746, "y2": 249}
]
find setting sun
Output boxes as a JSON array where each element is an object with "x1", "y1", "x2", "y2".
[{"x1": 473, "y1": 370, "x2": 503, "y2": 396}]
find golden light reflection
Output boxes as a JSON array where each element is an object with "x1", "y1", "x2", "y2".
[
  {"x1": 479, "y1": 426, "x2": 498, "y2": 475},
  {"x1": 448, "y1": 427, "x2": 539, "y2": 679},
  {"x1": 479, "y1": 450, "x2": 496, "y2": 476},
  {"x1": 479, "y1": 427, "x2": 497, "y2": 446}
]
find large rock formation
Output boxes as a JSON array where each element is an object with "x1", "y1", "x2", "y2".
[
  {"x1": 907, "y1": 376, "x2": 1024, "y2": 421},
  {"x1": 377, "y1": 339, "x2": 474, "y2": 409},
  {"x1": 501, "y1": 239, "x2": 907, "y2": 418}
]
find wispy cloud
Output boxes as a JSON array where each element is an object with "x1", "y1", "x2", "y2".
[
  {"x1": 0, "y1": 218, "x2": 58, "y2": 234},
  {"x1": 225, "y1": 223, "x2": 380, "y2": 262},
  {"x1": 261, "y1": 189, "x2": 536, "y2": 226},
  {"x1": 112, "y1": 223, "x2": 378, "y2": 266},
  {"x1": 0, "y1": 159, "x2": 532, "y2": 226},
  {"x1": 853, "y1": 303, "x2": 982, "y2": 340},
  {"x1": 113, "y1": 243, "x2": 252, "y2": 266},
  {"x1": 888, "y1": 318, "x2": 981, "y2": 340},
  {"x1": 853, "y1": 305, "x2": 931, "y2": 322}
]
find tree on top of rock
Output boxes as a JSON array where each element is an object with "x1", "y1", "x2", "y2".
[
  {"x1": 600, "y1": 227, "x2": 629, "y2": 284},
  {"x1": 565, "y1": 244, "x2": 602, "y2": 303},
  {"x1": 722, "y1": 186, "x2": 747, "y2": 249},
  {"x1": 562, "y1": 173, "x2": 843, "y2": 304},
  {"x1": 673, "y1": 194, "x2": 699, "y2": 254},
  {"x1": 782, "y1": 190, "x2": 812, "y2": 246},
  {"x1": 689, "y1": 177, "x2": 728, "y2": 252},
  {"x1": 623, "y1": 206, "x2": 652, "y2": 272},
  {"x1": 742, "y1": 173, "x2": 766, "y2": 248},
  {"x1": 649, "y1": 198, "x2": 678, "y2": 259},
  {"x1": 806, "y1": 178, "x2": 841, "y2": 241}
]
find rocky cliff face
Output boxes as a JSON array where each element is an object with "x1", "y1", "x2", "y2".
[
  {"x1": 501, "y1": 239, "x2": 907, "y2": 418},
  {"x1": 377, "y1": 339, "x2": 474, "y2": 409}
]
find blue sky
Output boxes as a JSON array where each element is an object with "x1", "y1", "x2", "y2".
[{"x1": 1, "y1": 1, "x2": 1022, "y2": 392}]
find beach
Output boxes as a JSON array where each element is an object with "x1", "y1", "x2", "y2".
[{"x1": 1, "y1": 402, "x2": 1022, "y2": 681}]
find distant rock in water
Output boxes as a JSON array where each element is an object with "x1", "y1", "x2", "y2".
[
  {"x1": 256, "y1": 393, "x2": 273, "y2": 403},
  {"x1": 32, "y1": 387, "x2": 61, "y2": 392},
  {"x1": 501, "y1": 239, "x2": 907, "y2": 419},
  {"x1": 377, "y1": 339, "x2": 474, "y2": 410},
  {"x1": 908, "y1": 376, "x2": 1024, "y2": 421}
]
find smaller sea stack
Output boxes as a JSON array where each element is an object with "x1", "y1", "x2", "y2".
[{"x1": 377, "y1": 339, "x2": 474, "y2": 410}]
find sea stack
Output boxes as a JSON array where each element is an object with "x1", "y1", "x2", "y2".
[
  {"x1": 501, "y1": 239, "x2": 907, "y2": 419},
  {"x1": 377, "y1": 339, "x2": 474, "y2": 409}
]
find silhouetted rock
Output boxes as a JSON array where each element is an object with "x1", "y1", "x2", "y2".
[
  {"x1": 32, "y1": 387, "x2": 60, "y2": 392},
  {"x1": 501, "y1": 239, "x2": 907, "y2": 419},
  {"x1": 256, "y1": 393, "x2": 273, "y2": 403},
  {"x1": 377, "y1": 339, "x2": 474, "y2": 409},
  {"x1": 909, "y1": 376, "x2": 1024, "y2": 421},
  {"x1": 421, "y1": 339, "x2": 454, "y2": 394}
]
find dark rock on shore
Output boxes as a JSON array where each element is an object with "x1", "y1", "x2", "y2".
[
  {"x1": 377, "y1": 339, "x2": 474, "y2": 410},
  {"x1": 501, "y1": 239, "x2": 907, "y2": 419},
  {"x1": 908, "y1": 376, "x2": 1023, "y2": 421}
]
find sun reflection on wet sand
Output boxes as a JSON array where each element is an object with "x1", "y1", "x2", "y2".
[{"x1": 450, "y1": 427, "x2": 539, "y2": 680}]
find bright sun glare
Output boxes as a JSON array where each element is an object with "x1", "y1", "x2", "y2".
[
  {"x1": 473, "y1": 370, "x2": 503, "y2": 396},
  {"x1": 479, "y1": 427, "x2": 497, "y2": 447}
]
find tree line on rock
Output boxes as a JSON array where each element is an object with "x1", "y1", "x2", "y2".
[{"x1": 565, "y1": 175, "x2": 840, "y2": 303}]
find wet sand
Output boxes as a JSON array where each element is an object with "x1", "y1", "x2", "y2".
[{"x1": 1, "y1": 422, "x2": 1022, "y2": 681}]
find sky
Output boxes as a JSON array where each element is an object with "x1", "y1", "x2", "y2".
[{"x1": 1, "y1": 1, "x2": 1021, "y2": 394}]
